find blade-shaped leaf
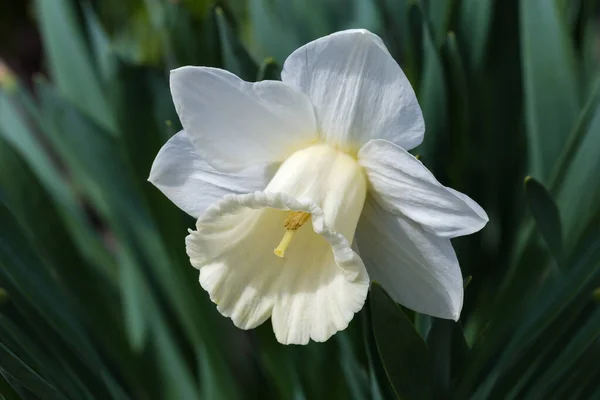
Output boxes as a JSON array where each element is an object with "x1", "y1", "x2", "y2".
[
  {"x1": 257, "y1": 57, "x2": 281, "y2": 81},
  {"x1": 0, "y1": 315, "x2": 93, "y2": 400},
  {"x1": 35, "y1": 0, "x2": 115, "y2": 133},
  {"x1": 0, "y1": 203, "x2": 127, "y2": 398},
  {"x1": 466, "y1": 232, "x2": 600, "y2": 398},
  {"x1": 0, "y1": 86, "x2": 116, "y2": 273},
  {"x1": 417, "y1": 12, "x2": 448, "y2": 169},
  {"x1": 524, "y1": 176, "x2": 563, "y2": 264},
  {"x1": 521, "y1": 0, "x2": 580, "y2": 181},
  {"x1": 457, "y1": 0, "x2": 494, "y2": 71},
  {"x1": 0, "y1": 372, "x2": 25, "y2": 400},
  {"x1": 247, "y1": 0, "x2": 301, "y2": 63},
  {"x1": 82, "y1": 2, "x2": 116, "y2": 82},
  {"x1": 370, "y1": 283, "x2": 433, "y2": 400},
  {"x1": 215, "y1": 7, "x2": 259, "y2": 81},
  {"x1": 337, "y1": 331, "x2": 370, "y2": 400},
  {"x1": 361, "y1": 305, "x2": 392, "y2": 400},
  {"x1": 553, "y1": 79, "x2": 600, "y2": 250},
  {"x1": 0, "y1": 344, "x2": 67, "y2": 400},
  {"x1": 421, "y1": 0, "x2": 455, "y2": 45},
  {"x1": 427, "y1": 319, "x2": 469, "y2": 398},
  {"x1": 441, "y1": 32, "x2": 470, "y2": 180},
  {"x1": 526, "y1": 308, "x2": 600, "y2": 398}
]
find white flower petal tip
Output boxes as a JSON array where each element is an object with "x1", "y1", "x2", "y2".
[
  {"x1": 452, "y1": 310, "x2": 461, "y2": 322},
  {"x1": 357, "y1": 198, "x2": 464, "y2": 321},
  {"x1": 282, "y1": 29, "x2": 424, "y2": 152},
  {"x1": 186, "y1": 191, "x2": 369, "y2": 345},
  {"x1": 359, "y1": 139, "x2": 489, "y2": 238},
  {"x1": 169, "y1": 66, "x2": 318, "y2": 171}
]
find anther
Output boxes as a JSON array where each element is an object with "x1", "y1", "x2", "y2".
[{"x1": 273, "y1": 211, "x2": 311, "y2": 258}]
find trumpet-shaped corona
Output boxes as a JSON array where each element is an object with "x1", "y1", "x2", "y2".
[{"x1": 184, "y1": 144, "x2": 369, "y2": 344}]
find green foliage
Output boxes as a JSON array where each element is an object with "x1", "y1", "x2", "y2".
[
  {"x1": 0, "y1": 0, "x2": 599, "y2": 398},
  {"x1": 370, "y1": 284, "x2": 432, "y2": 400},
  {"x1": 524, "y1": 177, "x2": 563, "y2": 264}
]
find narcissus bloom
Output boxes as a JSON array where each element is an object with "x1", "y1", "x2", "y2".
[{"x1": 149, "y1": 29, "x2": 488, "y2": 345}]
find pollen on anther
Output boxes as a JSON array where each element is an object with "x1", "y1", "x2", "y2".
[{"x1": 273, "y1": 211, "x2": 311, "y2": 258}]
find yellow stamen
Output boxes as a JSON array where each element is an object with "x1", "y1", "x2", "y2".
[
  {"x1": 274, "y1": 230, "x2": 296, "y2": 258},
  {"x1": 273, "y1": 211, "x2": 311, "y2": 258}
]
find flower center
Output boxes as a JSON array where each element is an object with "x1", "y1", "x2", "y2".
[
  {"x1": 273, "y1": 211, "x2": 311, "y2": 257},
  {"x1": 263, "y1": 143, "x2": 367, "y2": 260}
]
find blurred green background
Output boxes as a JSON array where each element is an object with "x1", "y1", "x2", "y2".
[{"x1": 1, "y1": 0, "x2": 599, "y2": 399}]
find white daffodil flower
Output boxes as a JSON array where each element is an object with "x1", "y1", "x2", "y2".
[{"x1": 149, "y1": 29, "x2": 488, "y2": 345}]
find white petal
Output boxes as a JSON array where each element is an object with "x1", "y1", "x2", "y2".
[
  {"x1": 186, "y1": 192, "x2": 369, "y2": 344},
  {"x1": 170, "y1": 66, "x2": 318, "y2": 171},
  {"x1": 186, "y1": 144, "x2": 369, "y2": 344},
  {"x1": 359, "y1": 139, "x2": 489, "y2": 238},
  {"x1": 148, "y1": 130, "x2": 274, "y2": 218},
  {"x1": 355, "y1": 197, "x2": 463, "y2": 320},
  {"x1": 281, "y1": 29, "x2": 424, "y2": 152}
]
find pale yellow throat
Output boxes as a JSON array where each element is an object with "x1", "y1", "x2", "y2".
[{"x1": 273, "y1": 211, "x2": 311, "y2": 258}]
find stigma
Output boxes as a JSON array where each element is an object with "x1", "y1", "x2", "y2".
[{"x1": 273, "y1": 211, "x2": 311, "y2": 258}]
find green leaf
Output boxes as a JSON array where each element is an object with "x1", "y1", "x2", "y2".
[
  {"x1": 118, "y1": 249, "x2": 150, "y2": 351},
  {"x1": 0, "y1": 315, "x2": 93, "y2": 400},
  {"x1": 0, "y1": 90, "x2": 158, "y2": 398},
  {"x1": 0, "y1": 203, "x2": 127, "y2": 398},
  {"x1": 557, "y1": 0, "x2": 582, "y2": 29},
  {"x1": 0, "y1": 372, "x2": 24, "y2": 400},
  {"x1": 521, "y1": 0, "x2": 580, "y2": 181},
  {"x1": 247, "y1": 0, "x2": 300, "y2": 63},
  {"x1": 414, "y1": 313, "x2": 432, "y2": 339},
  {"x1": 0, "y1": 137, "x2": 149, "y2": 394},
  {"x1": 457, "y1": 0, "x2": 494, "y2": 71},
  {"x1": 215, "y1": 7, "x2": 259, "y2": 81},
  {"x1": 166, "y1": 2, "x2": 219, "y2": 67},
  {"x1": 147, "y1": 306, "x2": 202, "y2": 400},
  {"x1": 82, "y1": 2, "x2": 116, "y2": 82},
  {"x1": 564, "y1": 358, "x2": 600, "y2": 399},
  {"x1": 337, "y1": 332, "x2": 370, "y2": 400},
  {"x1": 361, "y1": 307, "x2": 391, "y2": 400},
  {"x1": 370, "y1": 283, "x2": 433, "y2": 400},
  {"x1": 441, "y1": 32, "x2": 470, "y2": 180},
  {"x1": 0, "y1": 344, "x2": 67, "y2": 400},
  {"x1": 427, "y1": 319, "x2": 469, "y2": 398},
  {"x1": 525, "y1": 309, "x2": 600, "y2": 398},
  {"x1": 567, "y1": 343, "x2": 600, "y2": 399},
  {"x1": 486, "y1": 298, "x2": 587, "y2": 398},
  {"x1": 421, "y1": 0, "x2": 455, "y2": 45},
  {"x1": 581, "y1": 8, "x2": 600, "y2": 95},
  {"x1": 442, "y1": 32, "x2": 470, "y2": 132},
  {"x1": 0, "y1": 86, "x2": 116, "y2": 274},
  {"x1": 417, "y1": 14, "x2": 447, "y2": 168},
  {"x1": 524, "y1": 176, "x2": 563, "y2": 264},
  {"x1": 257, "y1": 57, "x2": 281, "y2": 81},
  {"x1": 254, "y1": 324, "x2": 305, "y2": 400},
  {"x1": 470, "y1": 233, "x2": 600, "y2": 398},
  {"x1": 110, "y1": 62, "x2": 187, "y2": 260},
  {"x1": 0, "y1": 136, "x2": 121, "y2": 324},
  {"x1": 35, "y1": 0, "x2": 116, "y2": 133},
  {"x1": 407, "y1": 3, "x2": 425, "y2": 85},
  {"x1": 553, "y1": 79, "x2": 600, "y2": 250},
  {"x1": 373, "y1": 0, "x2": 412, "y2": 72}
]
